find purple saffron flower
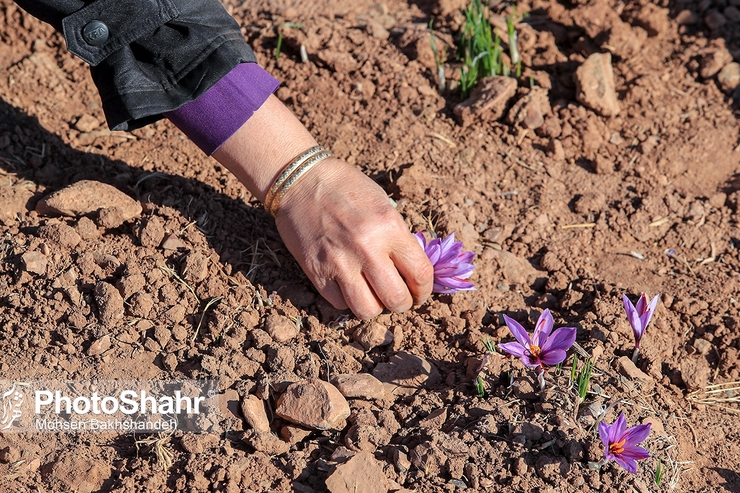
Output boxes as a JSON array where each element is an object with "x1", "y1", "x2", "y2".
[
  {"x1": 598, "y1": 413, "x2": 651, "y2": 474},
  {"x1": 622, "y1": 293, "x2": 659, "y2": 349},
  {"x1": 498, "y1": 309, "x2": 577, "y2": 369},
  {"x1": 414, "y1": 232, "x2": 475, "y2": 294}
]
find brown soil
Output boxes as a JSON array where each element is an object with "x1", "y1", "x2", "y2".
[{"x1": 1, "y1": 0, "x2": 739, "y2": 491}]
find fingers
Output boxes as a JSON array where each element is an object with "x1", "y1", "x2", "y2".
[
  {"x1": 336, "y1": 274, "x2": 385, "y2": 320},
  {"x1": 363, "y1": 257, "x2": 414, "y2": 315},
  {"x1": 316, "y1": 279, "x2": 349, "y2": 311},
  {"x1": 390, "y1": 233, "x2": 434, "y2": 306}
]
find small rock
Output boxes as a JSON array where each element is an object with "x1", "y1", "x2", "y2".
[
  {"x1": 138, "y1": 216, "x2": 165, "y2": 248},
  {"x1": 75, "y1": 216, "x2": 99, "y2": 240},
  {"x1": 163, "y1": 304, "x2": 186, "y2": 325},
  {"x1": 36, "y1": 180, "x2": 142, "y2": 221},
  {"x1": 546, "y1": 139, "x2": 565, "y2": 161},
  {"x1": 507, "y1": 87, "x2": 551, "y2": 130},
  {"x1": 88, "y1": 334, "x2": 111, "y2": 356},
  {"x1": 317, "y1": 51, "x2": 360, "y2": 73},
  {"x1": 704, "y1": 10, "x2": 727, "y2": 30},
  {"x1": 615, "y1": 356, "x2": 653, "y2": 385},
  {"x1": 718, "y1": 62, "x2": 740, "y2": 94},
  {"x1": 94, "y1": 281, "x2": 124, "y2": 325},
  {"x1": 419, "y1": 407, "x2": 447, "y2": 429},
  {"x1": 512, "y1": 421, "x2": 543, "y2": 442},
  {"x1": 264, "y1": 313, "x2": 298, "y2": 343},
  {"x1": 325, "y1": 451, "x2": 391, "y2": 493},
  {"x1": 153, "y1": 326, "x2": 171, "y2": 348},
  {"x1": 593, "y1": 155, "x2": 615, "y2": 175},
  {"x1": 242, "y1": 430, "x2": 290, "y2": 455},
  {"x1": 353, "y1": 322, "x2": 393, "y2": 350},
  {"x1": 116, "y1": 273, "x2": 146, "y2": 300},
  {"x1": 181, "y1": 252, "x2": 209, "y2": 282},
  {"x1": 512, "y1": 376, "x2": 538, "y2": 401},
  {"x1": 74, "y1": 114, "x2": 99, "y2": 132},
  {"x1": 331, "y1": 446, "x2": 356, "y2": 462},
  {"x1": 392, "y1": 448, "x2": 411, "y2": 473},
  {"x1": 700, "y1": 44, "x2": 733, "y2": 78},
  {"x1": 97, "y1": 206, "x2": 126, "y2": 229},
  {"x1": 332, "y1": 374, "x2": 388, "y2": 401},
  {"x1": 693, "y1": 338, "x2": 713, "y2": 356},
  {"x1": 679, "y1": 356, "x2": 711, "y2": 391},
  {"x1": 280, "y1": 424, "x2": 312, "y2": 444},
  {"x1": 128, "y1": 292, "x2": 153, "y2": 318},
  {"x1": 372, "y1": 351, "x2": 441, "y2": 396},
  {"x1": 275, "y1": 379, "x2": 350, "y2": 430},
  {"x1": 365, "y1": 21, "x2": 389, "y2": 40},
  {"x1": 453, "y1": 76, "x2": 518, "y2": 127},
  {"x1": 709, "y1": 192, "x2": 727, "y2": 209},
  {"x1": 675, "y1": 9, "x2": 699, "y2": 25},
  {"x1": 574, "y1": 53, "x2": 620, "y2": 117},
  {"x1": 161, "y1": 233, "x2": 187, "y2": 250},
  {"x1": 22, "y1": 251, "x2": 47, "y2": 275},
  {"x1": 241, "y1": 395, "x2": 270, "y2": 432}
]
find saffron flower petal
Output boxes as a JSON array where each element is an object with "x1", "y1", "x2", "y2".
[
  {"x1": 532, "y1": 309, "x2": 554, "y2": 347},
  {"x1": 540, "y1": 326, "x2": 577, "y2": 354},
  {"x1": 622, "y1": 293, "x2": 660, "y2": 348},
  {"x1": 538, "y1": 348, "x2": 567, "y2": 366},
  {"x1": 415, "y1": 232, "x2": 476, "y2": 294},
  {"x1": 599, "y1": 412, "x2": 651, "y2": 474},
  {"x1": 502, "y1": 315, "x2": 531, "y2": 347},
  {"x1": 497, "y1": 341, "x2": 528, "y2": 359},
  {"x1": 497, "y1": 311, "x2": 576, "y2": 370}
]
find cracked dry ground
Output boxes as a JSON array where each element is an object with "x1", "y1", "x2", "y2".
[{"x1": 1, "y1": 0, "x2": 739, "y2": 492}]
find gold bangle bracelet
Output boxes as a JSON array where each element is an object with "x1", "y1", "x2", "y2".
[
  {"x1": 264, "y1": 145, "x2": 324, "y2": 214},
  {"x1": 268, "y1": 150, "x2": 333, "y2": 216}
]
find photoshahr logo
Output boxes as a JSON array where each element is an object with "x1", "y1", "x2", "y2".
[
  {"x1": 0, "y1": 380, "x2": 220, "y2": 434},
  {"x1": 0, "y1": 383, "x2": 25, "y2": 430}
]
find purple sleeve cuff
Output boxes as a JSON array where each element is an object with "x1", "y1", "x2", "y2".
[{"x1": 165, "y1": 63, "x2": 280, "y2": 155}]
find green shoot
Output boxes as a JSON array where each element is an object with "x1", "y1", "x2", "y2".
[
  {"x1": 655, "y1": 458, "x2": 664, "y2": 486},
  {"x1": 429, "y1": 19, "x2": 447, "y2": 92},
  {"x1": 474, "y1": 374, "x2": 486, "y2": 397},
  {"x1": 458, "y1": 0, "x2": 503, "y2": 98},
  {"x1": 529, "y1": 75, "x2": 535, "y2": 88},
  {"x1": 570, "y1": 353, "x2": 579, "y2": 383},
  {"x1": 483, "y1": 336, "x2": 497, "y2": 354},
  {"x1": 506, "y1": 9, "x2": 521, "y2": 78},
  {"x1": 576, "y1": 358, "x2": 593, "y2": 401},
  {"x1": 275, "y1": 22, "x2": 303, "y2": 60}
]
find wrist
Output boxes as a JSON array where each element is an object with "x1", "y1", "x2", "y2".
[{"x1": 211, "y1": 94, "x2": 318, "y2": 203}]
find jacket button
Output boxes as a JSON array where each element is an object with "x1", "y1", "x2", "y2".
[{"x1": 82, "y1": 20, "x2": 109, "y2": 46}]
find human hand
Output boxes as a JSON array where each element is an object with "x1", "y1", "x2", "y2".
[
  {"x1": 210, "y1": 94, "x2": 433, "y2": 318},
  {"x1": 274, "y1": 156, "x2": 434, "y2": 319}
]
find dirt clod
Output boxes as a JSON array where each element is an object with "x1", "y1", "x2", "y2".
[
  {"x1": 325, "y1": 451, "x2": 391, "y2": 493},
  {"x1": 36, "y1": 180, "x2": 142, "y2": 221},
  {"x1": 574, "y1": 53, "x2": 620, "y2": 117},
  {"x1": 275, "y1": 379, "x2": 351, "y2": 430}
]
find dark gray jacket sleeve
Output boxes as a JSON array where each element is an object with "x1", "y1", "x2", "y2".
[{"x1": 14, "y1": 0, "x2": 257, "y2": 130}]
